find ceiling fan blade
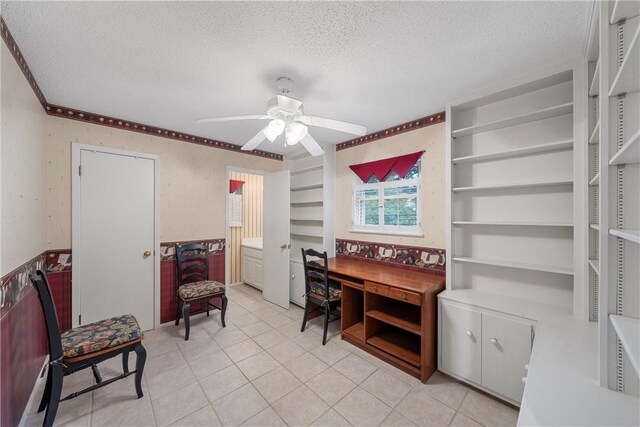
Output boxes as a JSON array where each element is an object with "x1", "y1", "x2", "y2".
[
  {"x1": 277, "y1": 95, "x2": 303, "y2": 112},
  {"x1": 241, "y1": 127, "x2": 269, "y2": 151},
  {"x1": 300, "y1": 134, "x2": 324, "y2": 157},
  {"x1": 299, "y1": 115, "x2": 366, "y2": 136},
  {"x1": 196, "y1": 115, "x2": 270, "y2": 124}
]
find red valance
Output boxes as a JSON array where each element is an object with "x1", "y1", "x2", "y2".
[
  {"x1": 229, "y1": 179, "x2": 245, "y2": 194},
  {"x1": 349, "y1": 151, "x2": 424, "y2": 183}
]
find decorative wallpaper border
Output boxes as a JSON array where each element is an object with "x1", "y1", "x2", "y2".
[
  {"x1": 0, "y1": 16, "x2": 282, "y2": 161},
  {"x1": 160, "y1": 238, "x2": 226, "y2": 260},
  {"x1": 335, "y1": 238, "x2": 445, "y2": 276},
  {"x1": 0, "y1": 253, "x2": 46, "y2": 318},
  {"x1": 336, "y1": 112, "x2": 445, "y2": 151}
]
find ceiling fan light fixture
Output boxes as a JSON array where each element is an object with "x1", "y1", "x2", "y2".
[
  {"x1": 263, "y1": 119, "x2": 285, "y2": 142},
  {"x1": 286, "y1": 122, "x2": 308, "y2": 145}
]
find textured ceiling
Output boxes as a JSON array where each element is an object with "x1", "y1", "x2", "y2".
[{"x1": 2, "y1": 1, "x2": 591, "y2": 156}]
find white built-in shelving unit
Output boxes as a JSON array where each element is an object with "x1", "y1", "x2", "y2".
[
  {"x1": 592, "y1": 0, "x2": 640, "y2": 397},
  {"x1": 445, "y1": 66, "x2": 579, "y2": 311},
  {"x1": 285, "y1": 147, "x2": 335, "y2": 306}
]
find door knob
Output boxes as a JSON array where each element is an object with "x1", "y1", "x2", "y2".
[
  {"x1": 465, "y1": 330, "x2": 473, "y2": 337},
  {"x1": 287, "y1": 243, "x2": 292, "y2": 249},
  {"x1": 143, "y1": 250, "x2": 152, "y2": 257},
  {"x1": 490, "y1": 338, "x2": 498, "y2": 344},
  {"x1": 280, "y1": 243, "x2": 287, "y2": 249}
]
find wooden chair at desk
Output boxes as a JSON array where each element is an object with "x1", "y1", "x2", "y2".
[{"x1": 300, "y1": 248, "x2": 341, "y2": 345}]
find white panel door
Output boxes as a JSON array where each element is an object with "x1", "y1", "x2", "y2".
[
  {"x1": 77, "y1": 149, "x2": 156, "y2": 330},
  {"x1": 481, "y1": 312, "x2": 532, "y2": 402},
  {"x1": 263, "y1": 170, "x2": 290, "y2": 308},
  {"x1": 441, "y1": 302, "x2": 482, "y2": 384}
]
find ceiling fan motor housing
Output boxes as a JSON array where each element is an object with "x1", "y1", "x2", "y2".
[{"x1": 266, "y1": 96, "x2": 303, "y2": 121}]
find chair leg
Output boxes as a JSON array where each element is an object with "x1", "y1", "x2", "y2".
[
  {"x1": 91, "y1": 364, "x2": 102, "y2": 383},
  {"x1": 183, "y1": 302, "x2": 191, "y2": 341},
  {"x1": 220, "y1": 294, "x2": 228, "y2": 328},
  {"x1": 322, "y1": 305, "x2": 330, "y2": 345},
  {"x1": 175, "y1": 298, "x2": 181, "y2": 326},
  {"x1": 37, "y1": 366, "x2": 52, "y2": 413},
  {"x1": 43, "y1": 364, "x2": 63, "y2": 427},
  {"x1": 122, "y1": 351, "x2": 130, "y2": 374},
  {"x1": 207, "y1": 299, "x2": 210, "y2": 317},
  {"x1": 301, "y1": 300, "x2": 310, "y2": 332},
  {"x1": 133, "y1": 342, "x2": 146, "y2": 398}
]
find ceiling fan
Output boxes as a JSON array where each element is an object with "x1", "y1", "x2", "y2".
[{"x1": 196, "y1": 77, "x2": 367, "y2": 156}]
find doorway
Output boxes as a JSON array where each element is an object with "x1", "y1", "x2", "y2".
[
  {"x1": 72, "y1": 144, "x2": 160, "y2": 331},
  {"x1": 227, "y1": 170, "x2": 264, "y2": 287}
]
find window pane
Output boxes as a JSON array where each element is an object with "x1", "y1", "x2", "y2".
[
  {"x1": 384, "y1": 185, "x2": 416, "y2": 197},
  {"x1": 384, "y1": 197, "x2": 417, "y2": 226},
  {"x1": 365, "y1": 199, "x2": 379, "y2": 225},
  {"x1": 363, "y1": 188, "x2": 378, "y2": 198}
]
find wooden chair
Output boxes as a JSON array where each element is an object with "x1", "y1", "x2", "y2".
[
  {"x1": 174, "y1": 243, "x2": 227, "y2": 340},
  {"x1": 300, "y1": 248, "x2": 341, "y2": 345},
  {"x1": 29, "y1": 270, "x2": 146, "y2": 427}
]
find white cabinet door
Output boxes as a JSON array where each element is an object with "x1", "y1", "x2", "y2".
[
  {"x1": 242, "y1": 256, "x2": 253, "y2": 285},
  {"x1": 481, "y1": 312, "x2": 532, "y2": 403},
  {"x1": 254, "y1": 260, "x2": 264, "y2": 290},
  {"x1": 441, "y1": 302, "x2": 482, "y2": 384},
  {"x1": 289, "y1": 261, "x2": 305, "y2": 306}
]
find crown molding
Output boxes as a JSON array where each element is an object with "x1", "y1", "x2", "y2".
[
  {"x1": 336, "y1": 111, "x2": 445, "y2": 151},
  {"x1": 0, "y1": 15, "x2": 283, "y2": 161}
]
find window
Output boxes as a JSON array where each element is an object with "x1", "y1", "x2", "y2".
[{"x1": 352, "y1": 160, "x2": 421, "y2": 235}]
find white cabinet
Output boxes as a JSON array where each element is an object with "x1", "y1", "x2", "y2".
[
  {"x1": 241, "y1": 243, "x2": 263, "y2": 290},
  {"x1": 289, "y1": 261, "x2": 305, "y2": 306},
  {"x1": 440, "y1": 300, "x2": 534, "y2": 405},
  {"x1": 481, "y1": 311, "x2": 532, "y2": 402},
  {"x1": 441, "y1": 303, "x2": 482, "y2": 384}
]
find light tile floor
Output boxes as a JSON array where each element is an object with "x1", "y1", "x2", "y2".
[{"x1": 25, "y1": 284, "x2": 519, "y2": 426}]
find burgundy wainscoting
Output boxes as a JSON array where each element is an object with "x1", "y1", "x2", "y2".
[
  {"x1": 47, "y1": 271, "x2": 72, "y2": 333},
  {"x1": 1, "y1": 255, "x2": 49, "y2": 427}
]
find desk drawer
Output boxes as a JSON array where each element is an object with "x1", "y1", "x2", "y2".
[
  {"x1": 365, "y1": 281, "x2": 389, "y2": 296},
  {"x1": 388, "y1": 288, "x2": 421, "y2": 305}
]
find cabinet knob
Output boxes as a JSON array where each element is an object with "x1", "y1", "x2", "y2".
[
  {"x1": 490, "y1": 338, "x2": 498, "y2": 345},
  {"x1": 525, "y1": 364, "x2": 529, "y2": 371},
  {"x1": 522, "y1": 377, "x2": 527, "y2": 384},
  {"x1": 465, "y1": 330, "x2": 473, "y2": 337}
]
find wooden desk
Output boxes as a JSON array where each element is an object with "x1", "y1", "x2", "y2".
[{"x1": 327, "y1": 257, "x2": 445, "y2": 383}]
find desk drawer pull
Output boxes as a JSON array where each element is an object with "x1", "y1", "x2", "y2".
[
  {"x1": 388, "y1": 288, "x2": 421, "y2": 305},
  {"x1": 365, "y1": 282, "x2": 389, "y2": 296}
]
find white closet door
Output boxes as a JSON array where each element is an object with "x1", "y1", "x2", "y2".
[
  {"x1": 481, "y1": 312, "x2": 532, "y2": 402},
  {"x1": 441, "y1": 302, "x2": 482, "y2": 384}
]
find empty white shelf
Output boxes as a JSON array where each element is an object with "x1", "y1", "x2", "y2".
[
  {"x1": 452, "y1": 140, "x2": 573, "y2": 164},
  {"x1": 609, "y1": 129, "x2": 640, "y2": 165},
  {"x1": 451, "y1": 103, "x2": 573, "y2": 137},
  {"x1": 290, "y1": 183, "x2": 323, "y2": 191},
  {"x1": 589, "y1": 59, "x2": 600, "y2": 97},
  {"x1": 610, "y1": 315, "x2": 640, "y2": 377},
  {"x1": 589, "y1": 173, "x2": 600, "y2": 186},
  {"x1": 452, "y1": 179, "x2": 573, "y2": 193},
  {"x1": 291, "y1": 231, "x2": 323, "y2": 238},
  {"x1": 589, "y1": 120, "x2": 600, "y2": 144},
  {"x1": 609, "y1": 228, "x2": 640, "y2": 244},
  {"x1": 453, "y1": 221, "x2": 573, "y2": 227},
  {"x1": 610, "y1": 0, "x2": 640, "y2": 25},
  {"x1": 588, "y1": 259, "x2": 600, "y2": 275},
  {"x1": 453, "y1": 257, "x2": 574, "y2": 275},
  {"x1": 590, "y1": 224, "x2": 600, "y2": 231},
  {"x1": 609, "y1": 22, "x2": 640, "y2": 96}
]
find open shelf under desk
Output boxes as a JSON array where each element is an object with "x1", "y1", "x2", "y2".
[
  {"x1": 366, "y1": 303, "x2": 421, "y2": 335},
  {"x1": 367, "y1": 330, "x2": 421, "y2": 367},
  {"x1": 344, "y1": 321, "x2": 364, "y2": 342}
]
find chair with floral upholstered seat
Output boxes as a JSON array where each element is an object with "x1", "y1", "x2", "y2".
[
  {"x1": 300, "y1": 248, "x2": 342, "y2": 345},
  {"x1": 174, "y1": 243, "x2": 227, "y2": 340},
  {"x1": 30, "y1": 270, "x2": 146, "y2": 427}
]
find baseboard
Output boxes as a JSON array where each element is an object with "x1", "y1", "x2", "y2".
[{"x1": 18, "y1": 357, "x2": 49, "y2": 427}]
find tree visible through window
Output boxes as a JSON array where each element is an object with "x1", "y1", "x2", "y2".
[{"x1": 353, "y1": 160, "x2": 421, "y2": 235}]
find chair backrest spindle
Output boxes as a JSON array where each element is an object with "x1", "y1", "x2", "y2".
[
  {"x1": 301, "y1": 248, "x2": 330, "y2": 300},
  {"x1": 175, "y1": 243, "x2": 209, "y2": 286}
]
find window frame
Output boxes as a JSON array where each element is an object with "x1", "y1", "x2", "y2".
[{"x1": 350, "y1": 165, "x2": 423, "y2": 237}]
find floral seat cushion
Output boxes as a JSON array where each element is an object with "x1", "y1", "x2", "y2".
[
  {"x1": 179, "y1": 280, "x2": 225, "y2": 300},
  {"x1": 61, "y1": 314, "x2": 142, "y2": 359},
  {"x1": 309, "y1": 280, "x2": 341, "y2": 301}
]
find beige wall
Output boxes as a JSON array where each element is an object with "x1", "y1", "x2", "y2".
[
  {"x1": 45, "y1": 117, "x2": 282, "y2": 248},
  {"x1": 335, "y1": 123, "x2": 445, "y2": 248},
  {"x1": 229, "y1": 171, "x2": 263, "y2": 283},
  {"x1": 1, "y1": 43, "x2": 47, "y2": 275}
]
